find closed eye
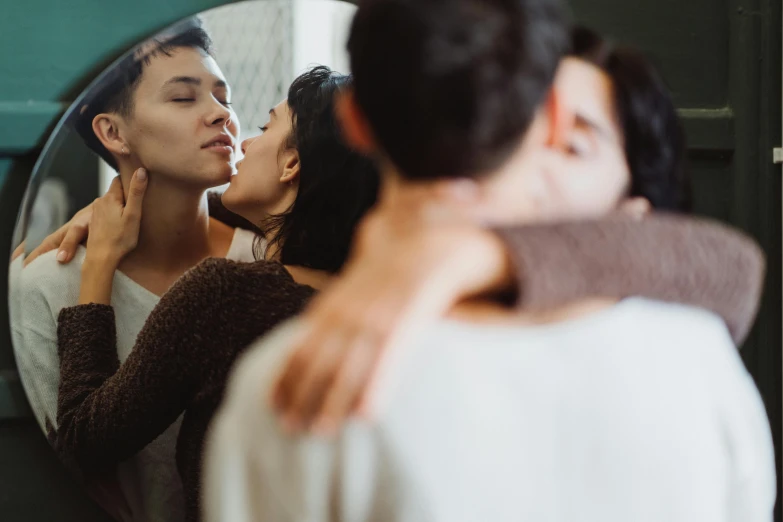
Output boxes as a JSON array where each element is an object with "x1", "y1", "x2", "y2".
[
  {"x1": 173, "y1": 98, "x2": 195, "y2": 103},
  {"x1": 567, "y1": 138, "x2": 591, "y2": 157}
]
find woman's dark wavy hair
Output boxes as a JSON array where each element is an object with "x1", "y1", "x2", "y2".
[
  {"x1": 571, "y1": 26, "x2": 691, "y2": 212},
  {"x1": 257, "y1": 66, "x2": 380, "y2": 273}
]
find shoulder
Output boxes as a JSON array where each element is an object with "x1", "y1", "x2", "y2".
[
  {"x1": 226, "y1": 227, "x2": 262, "y2": 263},
  {"x1": 620, "y1": 297, "x2": 731, "y2": 343},
  {"x1": 20, "y1": 247, "x2": 84, "y2": 289},
  {"x1": 214, "y1": 320, "x2": 304, "y2": 448},
  {"x1": 205, "y1": 320, "x2": 330, "y2": 522},
  {"x1": 210, "y1": 218, "x2": 263, "y2": 264},
  {"x1": 224, "y1": 320, "x2": 304, "y2": 416},
  {"x1": 15, "y1": 248, "x2": 85, "y2": 316},
  {"x1": 10, "y1": 248, "x2": 87, "y2": 339},
  {"x1": 185, "y1": 258, "x2": 294, "y2": 286},
  {"x1": 618, "y1": 298, "x2": 753, "y2": 392},
  {"x1": 171, "y1": 259, "x2": 315, "y2": 312}
]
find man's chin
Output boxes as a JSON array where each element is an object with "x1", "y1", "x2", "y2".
[{"x1": 197, "y1": 166, "x2": 235, "y2": 188}]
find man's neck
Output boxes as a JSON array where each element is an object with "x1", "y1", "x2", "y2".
[{"x1": 116, "y1": 169, "x2": 222, "y2": 274}]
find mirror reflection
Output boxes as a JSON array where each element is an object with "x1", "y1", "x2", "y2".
[{"x1": 8, "y1": 2, "x2": 358, "y2": 521}]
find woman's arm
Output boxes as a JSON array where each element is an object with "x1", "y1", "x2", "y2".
[
  {"x1": 498, "y1": 213, "x2": 765, "y2": 345},
  {"x1": 56, "y1": 259, "x2": 313, "y2": 473},
  {"x1": 55, "y1": 259, "x2": 231, "y2": 472},
  {"x1": 271, "y1": 210, "x2": 766, "y2": 431}
]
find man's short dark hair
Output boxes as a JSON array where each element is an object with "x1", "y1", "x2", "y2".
[
  {"x1": 347, "y1": 0, "x2": 570, "y2": 180},
  {"x1": 73, "y1": 19, "x2": 213, "y2": 171}
]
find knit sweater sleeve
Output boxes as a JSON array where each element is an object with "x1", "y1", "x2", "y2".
[
  {"x1": 54, "y1": 258, "x2": 274, "y2": 473},
  {"x1": 495, "y1": 213, "x2": 765, "y2": 346}
]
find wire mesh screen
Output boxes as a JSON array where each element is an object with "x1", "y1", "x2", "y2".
[{"x1": 202, "y1": 0, "x2": 294, "y2": 142}]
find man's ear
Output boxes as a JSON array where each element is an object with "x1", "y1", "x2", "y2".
[
  {"x1": 618, "y1": 197, "x2": 652, "y2": 220},
  {"x1": 335, "y1": 89, "x2": 378, "y2": 154},
  {"x1": 543, "y1": 87, "x2": 574, "y2": 150},
  {"x1": 280, "y1": 149, "x2": 301, "y2": 185},
  {"x1": 92, "y1": 113, "x2": 129, "y2": 156}
]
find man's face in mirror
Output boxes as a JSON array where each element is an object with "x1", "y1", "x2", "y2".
[{"x1": 116, "y1": 47, "x2": 240, "y2": 188}]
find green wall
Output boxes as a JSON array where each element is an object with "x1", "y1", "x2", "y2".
[{"x1": 0, "y1": 0, "x2": 780, "y2": 520}]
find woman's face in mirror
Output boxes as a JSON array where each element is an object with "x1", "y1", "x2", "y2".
[
  {"x1": 114, "y1": 47, "x2": 240, "y2": 187},
  {"x1": 532, "y1": 57, "x2": 632, "y2": 221},
  {"x1": 481, "y1": 57, "x2": 633, "y2": 226},
  {"x1": 222, "y1": 98, "x2": 295, "y2": 223},
  {"x1": 545, "y1": 57, "x2": 631, "y2": 213}
]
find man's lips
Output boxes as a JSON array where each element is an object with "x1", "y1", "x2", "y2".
[{"x1": 202, "y1": 134, "x2": 235, "y2": 150}]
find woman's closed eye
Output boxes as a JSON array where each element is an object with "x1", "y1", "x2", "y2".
[
  {"x1": 258, "y1": 125, "x2": 269, "y2": 134},
  {"x1": 567, "y1": 140, "x2": 588, "y2": 157},
  {"x1": 566, "y1": 129, "x2": 596, "y2": 158}
]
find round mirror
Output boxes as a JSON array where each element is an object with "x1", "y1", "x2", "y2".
[{"x1": 7, "y1": 1, "x2": 356, "y2": 521}]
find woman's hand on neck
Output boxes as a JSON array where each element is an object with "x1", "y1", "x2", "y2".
[
  {"x1": 117, "y1": 166, "x2": 228, "y2": 272},
  {"x1": 112, "y1": 167, "x2": 235, "y2": 299}
]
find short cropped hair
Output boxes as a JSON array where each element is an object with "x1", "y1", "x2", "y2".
[
  {"x1": 347, "y1": 0, "x2": 570, "y2": 180},
  {"x1": 73, "y1": 19, "x2": 214, "y2": 171}
]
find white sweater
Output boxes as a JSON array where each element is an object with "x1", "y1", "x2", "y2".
[
  {"x1": 9, "y1": 228, "x2": 257, "y2": 522},
  {"x1": 205, "y1": 298, "x2": 776, "y2": 522}
]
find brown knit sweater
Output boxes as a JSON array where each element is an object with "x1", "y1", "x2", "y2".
[
  {"x1": 54, "y1": 214, "x2": 765, "y2": 522},
  {"x1": 57, "y1": 260, "x2": 315, "y2": 522}
]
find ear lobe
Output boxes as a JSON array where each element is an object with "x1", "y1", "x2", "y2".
[
  {"x1": 92, "y1": 113, "x2": 127, "y2": 156},
  {"x1": 335, "y1": 89, "x2": 377, "y2": 154},
  {"x1": 618, "y1": 197, "x2": 652, "y2": 220}
]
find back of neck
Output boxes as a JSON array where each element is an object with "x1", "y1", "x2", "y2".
[{"x1": 284, "y1": 265, "x2": 333, "y2": 291}]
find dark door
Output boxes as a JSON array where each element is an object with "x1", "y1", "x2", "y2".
[{"x1": 570, "y1": 0, "x2": 783, "y2": 516}]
